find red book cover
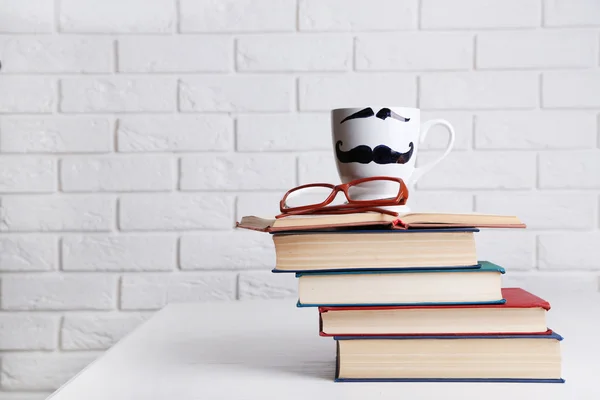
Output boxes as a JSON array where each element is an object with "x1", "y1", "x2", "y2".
[{"x1": 319, "y1": 287, "x2": 552, "y2": 337}]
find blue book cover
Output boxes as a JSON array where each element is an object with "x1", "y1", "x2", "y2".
[
  {"x1": 334, "y1": 331, "x2": 565, "y2": 383},
  {"x1": 294, "y1": 260, "x2": 504, "y2": 277},
  {"x1": 271, "y1": 227, "x2": 480, "y2": 236}
]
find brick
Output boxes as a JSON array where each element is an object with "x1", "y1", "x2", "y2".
[
  {"x1": 408, "y1": 191, "x2": 473, "y2": 213},
  {"x1": 299, "y1": 0, "x2": 417, "y2": 31},
  {"x1": 117, "y1": 116, "x2": 233, "y2": 152},
  {"x1": 0, "y1": 0, "x2": 53, "y2": 33},
  {"x1": 118, "y1": 36, "x2": 231, "y2": 72},
  {"x1": 416, "y1": 152, "x2": 536, "y2": 189},
  {"x1": 474, "y1": 111, "x2": 597, "y2": 149},
  {"x1": 0, "y1": 315, "x2": 58, "y2": 350},
  {"x1": 0, "y1": 36, "x2": 112, "y2": 73},
  {"x1": 1, "y1": 353, "x2": 98, "y2": 391},
  {"x1": 180, "y1": 154, "x2": 296, "y2": 190},
  {"x1": 119, "y1": 194, "x2": 234, "y2": 231},
  {"x1": 60, "y1": 78, "x2": 176, "y2": 113},
  {"x1": 299, "y1": 74, "x2": 416, "y2": 111},
  {"x1": 180, "y1": 231, "x2": 274, "y2": 270},
  {"x1": 420, "y1": 72, "x2": 538, "y2": 110},
  {"x1": 539, "y1": 151, "x2": 600, "y2": 189},
  {"x1": 356, "y1": 33, "x2": 472, "y2": 71},
  {"x1": 476, "y1": 193, "x2": 595, "y2": 229},
  {"x1": 0, "y1": 195, "x2": 114, "y2": 232},
  {"x1": 238, "y1": 271, "x2": 297, "y2": 300},
  {"x1": 237, "y1": 114, "x2": 330, "y2": 151},
  {"x1": 61, "y1": 156, "x2": 175, "y2": 192},
  {"x1": 180, "y1": 0, "x2": 295, "y2": 32},
  {"x1": 1, "y1": 274, "x2": 117, "y2": 310},
  {"x1": 0, "y1": 236, "x2": 56, "y2": 272},
  {"x1": 236, "y1": 193, "x2": 282, "y2": 219},
  {"x1": 237, "y1": 35, "x2": 351, "y2": 71},
  {"x1": 477, "y1": 31, "x2": 598, "y2": 69},
  {"x1": 62, "y1": 235, "x2": 176, "y2": 271},
  {"x1": 0, "y1": 157, "x2": 55, "y2": 193},
  {"x1": 476, "y1": 231, "x2": 535, "y2": 270},
  {"x1": 543, "y1": 72, "x2": 600, "y2": 108},
  {"x1": 120, "y1": 273, "x2": 237, "y2": 310},
  {"x1": 179, "y1": 76, "x2": 292, "y2": 112},
  {"x1": 298, "y1": 152, "x2": 340, "y2": 184},
  {"x1": 60, "y1": 0, "x2": 174, "y2": 33},
  {"x1": 539, "y1": 233, "x2": 600, "y2": 270},
  {"x1": 422, "y1": 0, "x2": 540, "y2": 29},
  {"x1": 0, "y1": 117, "x2": 111, "y2": 153},
  {"x1": 502, "y1": 272, "x2": 599, "y2": 298},
  {"x1": 61, "y1": 313, "x2": 149, "y2": 350},
  {"x1": 0, "y1": 77, "x2": 55, "y2": 113},
  {"x1": 420, "y1": 112, "x2": 472, "y2": 150},
  {"x1": 544, "y1": 0, "x2": 600, "y2": 27}
]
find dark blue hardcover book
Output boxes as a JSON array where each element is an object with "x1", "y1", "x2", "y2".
[
  {"x1": 272, "y1": 263, "x2": 482, "y2": 274},
  {"x1": 334, "y1": 331, "x2": 565, "y2": 383},
  {"x1": 293, "y1": 260, "x2": 503, "y2": 277}
]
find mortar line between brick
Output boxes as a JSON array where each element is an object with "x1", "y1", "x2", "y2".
[
  {"x1": 54, "y1": 0, "x2": 61, "y2": 33},
  {"x1": 57, "y1": 314, "x2": 65, "y2": 350},
  {"x1": 233, "y1": 118, "x2": 239, "y2": 151},
  {"x1": 295, "y1": 0, "x2": 300, "y2": 31},
  {"x1": 112, "y1": 39, "x2": 118, "y2": 73},
  {"x1": 54, "y1": 79, "x2": 61, "y2": 114},
  {"x1": 175, "y1": 0, "x2": 182, "y2": 33},
  {"x1": 57, "y1": 159, "x2": 63, "y2": 192},
  {"x1": 116, "y1": 276, "x2": 123, "y2": 310},
  {"x1": 176, "y1": 157, "x2": 182, "y2": 190},
  {"x1": 114, "y1": 117, "x2": 121, "y2": 152},
  {"x1": 57, "y1": 237, "x2": 63, "y2": 271},
  {"x1": 294, "y1": 77, "x2": 300, "y2": 112},
  {"x1": 115, "y1": 197, "x2": 120, "y2": 232}
]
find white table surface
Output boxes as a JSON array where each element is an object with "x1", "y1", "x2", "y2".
[{"x1": 49, "y1": 292, "x2": 600, "y2": 400}]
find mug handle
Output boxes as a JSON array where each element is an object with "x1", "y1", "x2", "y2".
[{"x1": 409, "y1": 119, "x2": 455, "y2": 185}]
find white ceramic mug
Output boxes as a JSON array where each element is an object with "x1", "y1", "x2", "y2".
[{"x1": 331, "y1": 106, "x2": 455, "y2": 212}]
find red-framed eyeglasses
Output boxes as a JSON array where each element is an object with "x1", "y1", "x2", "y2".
[{"x1": 276, "y1": 176, "x2": 409, "y2": 218}]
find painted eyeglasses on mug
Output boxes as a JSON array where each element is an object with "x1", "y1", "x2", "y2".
[{"x1": 277, "y1": 176, "x2": 408, "y2": 218}]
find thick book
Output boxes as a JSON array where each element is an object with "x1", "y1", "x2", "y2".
[
  {"x1": 296, "y1": 261, "x2": 505, "y2": 307},
  {"x1": 271, "y1": 228, "x2": 479, "y2": 272},
  {"x1": 334, "y1": 331, "x2": 564, "y2": 383},
  {"x1": 319, "y1": 287, "x2": 551, "y2": 336},
  {"x1": 237, "y1": 211, "x2": 526, "y2": 233}
]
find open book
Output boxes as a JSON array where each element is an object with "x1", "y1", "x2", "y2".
[{"x1": 236, "y1": 211, "x2": 526, "y2": 233}]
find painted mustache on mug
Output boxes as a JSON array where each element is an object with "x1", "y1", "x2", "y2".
[{"x1": 336, "y1": 140, "x2": 414, "y2": 165}]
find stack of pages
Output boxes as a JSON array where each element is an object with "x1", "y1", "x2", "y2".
[{"x1": 237, "y1": 211, "x2": 564, "y2": 383}]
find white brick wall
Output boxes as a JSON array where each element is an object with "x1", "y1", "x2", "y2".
[{"x1": 0, "y1": 0, "x2": 599, "y2": 396}]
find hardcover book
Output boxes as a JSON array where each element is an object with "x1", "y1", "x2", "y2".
[
  {"x1": 296, "y1": 261, "x2": 505, "y2": 307},
  {"x1": 237, "y1": 211, "x2": 526, "y2": 233},
  {"x1": 319, "y1": 287, "x2": 551, "y2": 336},
  {"x1": 271, "y1": 228, "x2": 480, "y2": 272},
  {"x1": 334, "y1": 331, "x2": 564, "y2": 383}
]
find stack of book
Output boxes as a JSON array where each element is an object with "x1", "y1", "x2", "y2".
[{"x1": 237, "y1": 211, "x2": 564, "y2": 383}]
